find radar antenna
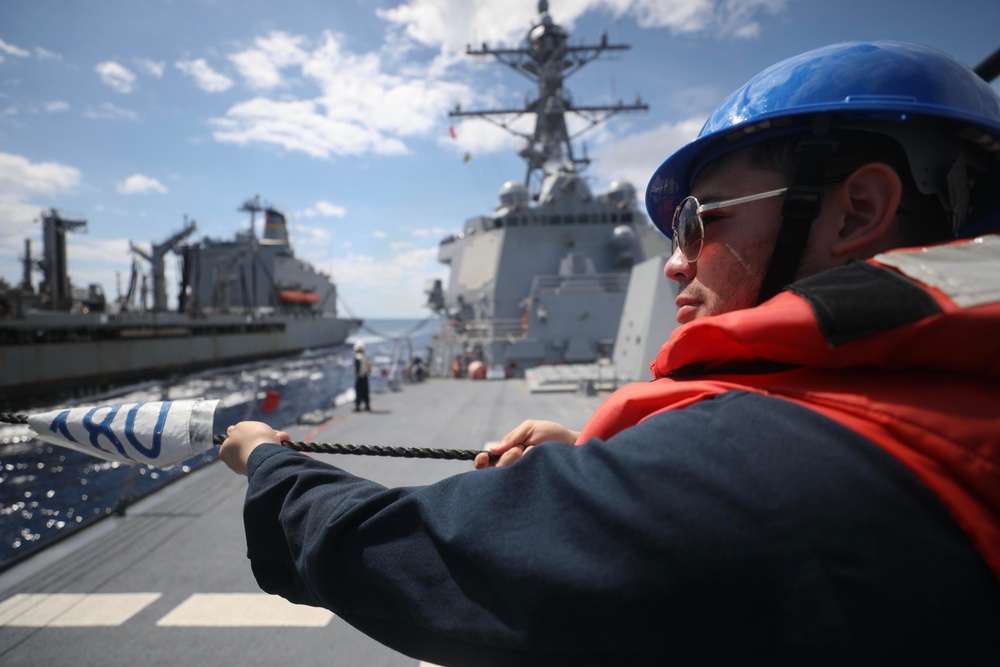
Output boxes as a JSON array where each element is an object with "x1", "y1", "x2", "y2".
[{"x1": 449, "y1": 0, "x2": 647, "y2": 194}]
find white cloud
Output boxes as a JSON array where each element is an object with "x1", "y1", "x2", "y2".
[
  {"x1": 632, "y1": 0, "x2": 786, "y2": 36},
  {"x1": 84, "y1": 102, "x2": 139, "y2": 122},
  {"x1": 302, "y1": 200, "x2": 347, "y2": 218},
  {"x1": 95, "y1": 61, "x2": 137, "y2": 93},
  {"x1": 210, "y1": 30, "x2": 471, "y2": 159},
  {"x1": 35, "y1": 47, "x2": 61, "y2": 60},
  {"x1": 378, "y1": 0, "x2": 786, "y2": 56},
  {"x1": 63, "y1": 237, "x2": 132, "y2": 264},
  {"x1": 590, "y1": 117, "x2": 704, "y2": 197},
  {"x1": 289, "y1": 222, "x2": 332, "y2": 246},
  {"x1": 229, "y1": 31, "x2": 309, "y2": 90},
  {"x1": 44, "y1": 101, "x2": 69, "y2": 113},
  {"x1": 212, "y1": 96, "x2": 409, "y2": 158},
  {"x1": 0, "y1": 152, "x2": 80, "y2": 197},
  {"x1": 0, "y1": 38, "x2": 30, "y2": 58},
  {"x1": 441, "y1": 117, "x2": 521, "y2": 155},
  {"x1": 137, "y1": 58, "x2": 166, "y2": 78},
  {"x1": 373, "y1": 230, "x2": 387, "y2": 238},
  {"x1": 329, "y1": 246, "x2": 446, "y2": 317},
  {"x1": 117, "y1": 173, "x2": 168, "y2": 194},
  {"x1": 377, "y1": 0, "x2": 541, "y2": 61},
  {"x1": 176, "y1": 58, "x2": 233, "y2": 92},
  {"x1": 411, "y1": 227, "x2": 446, "y2": 237},
  {"x1": 0, "y1": 152, "x2": 81, "y2": 255}
]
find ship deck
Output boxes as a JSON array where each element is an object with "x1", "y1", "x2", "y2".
[{"x1": 0, "y1": 377, "x2": 605, "y2": 667}]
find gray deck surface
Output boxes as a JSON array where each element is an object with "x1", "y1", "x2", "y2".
[{"x1": 0, "y1": 378, "x2": 604, "y2": 667}]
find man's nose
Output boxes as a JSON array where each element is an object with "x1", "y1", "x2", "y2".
[{"x1": 664, "y1": 246, "x2": 695, "y2": 283}]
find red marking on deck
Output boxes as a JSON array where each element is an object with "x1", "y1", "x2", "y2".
[{"x1": 304, "y1": 413, "x2": 354, "y2": 442}]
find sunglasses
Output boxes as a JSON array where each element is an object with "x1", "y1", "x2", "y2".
[{"x1": 671, "y1": 187, "x2": 788, "y2": 262}]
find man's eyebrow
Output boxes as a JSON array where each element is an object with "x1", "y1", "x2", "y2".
[{"x1": 693, "y1": 190, "x2": 729, "y2": 206}]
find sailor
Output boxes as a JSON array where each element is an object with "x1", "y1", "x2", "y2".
[
  {"x1": 221, "y1": 42, "x2": 1000, "y2": 663},
  {"x1": 352, "y1": 342, "x2": 371, "y2": 412},
  {"x1": 410, "y1": 355, "x2": 425, "y2": 382}
]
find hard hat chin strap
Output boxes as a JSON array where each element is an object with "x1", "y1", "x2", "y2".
[{"x1": 757, "y1": 122, "x2": 836, "y2": 304}]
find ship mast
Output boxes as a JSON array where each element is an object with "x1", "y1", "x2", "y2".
[
  {"x1": 449, "y1": 0, "x2": 647, "y2": 195},
  {"x1": 239, "y1": 194, "x2": 264, "y2": 238}
]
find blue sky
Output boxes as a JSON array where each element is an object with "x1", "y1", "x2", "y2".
[{"x1": 2, "y1": 0, "x2": 999, "y2": 317}]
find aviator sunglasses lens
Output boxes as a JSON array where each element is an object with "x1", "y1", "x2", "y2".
[{"x1": 674, "y1": 196, "x2": 703, "y2": 261}]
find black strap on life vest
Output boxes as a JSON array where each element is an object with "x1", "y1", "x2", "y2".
[{"x1": 786, "y1": 260, "x2": 941, "y2": 347}]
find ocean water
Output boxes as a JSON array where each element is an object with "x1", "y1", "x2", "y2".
[{"x1": 0, "y1": 317, "x2": 438, "y2": 571}]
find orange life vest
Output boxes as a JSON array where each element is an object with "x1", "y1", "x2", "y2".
[{"x1": 578, "y1": 236, "x2": 1000, "y2": 579}]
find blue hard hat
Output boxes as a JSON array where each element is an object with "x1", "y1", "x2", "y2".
[{"x1": 646, "y1": 41, "x2": 1000, "y2": 237}]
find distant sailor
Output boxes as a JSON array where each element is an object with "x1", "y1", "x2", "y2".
[{"x1": 353, "y1": 342, "x2": 371, "y2": 412}]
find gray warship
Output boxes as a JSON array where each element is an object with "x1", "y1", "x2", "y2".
[
  {"x1": 423, "y1": 0, "x2": 671, "y2": 379},
  {"x1": 0, "y1": 197, "x2": 361, "y2": 405}
]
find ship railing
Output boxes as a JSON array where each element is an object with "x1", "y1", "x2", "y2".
[
  {"x1": 439, "y1": 317, "x2": 525, "y2": 340},
  {"x1": 530, "y1": 272, "x2": 630, "y2": 294},
  {"x1": 488, "y1": 318, "x2": 526, "y2": 337}
]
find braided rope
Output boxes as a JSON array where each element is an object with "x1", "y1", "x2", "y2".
[
  {"x1": 210, "y1": 434, "x2": 487, "y2": 461},
  {"x1": 2, "y1": 412, "x2": 493, "y2": 462}
]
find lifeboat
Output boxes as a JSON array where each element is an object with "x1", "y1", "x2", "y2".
[{"x1": 278, "y1": 289, "x2": 321, "y2": 305}]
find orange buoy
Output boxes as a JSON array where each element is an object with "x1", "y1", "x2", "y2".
[{"x1": 261, "y1": 389, "x2": 281, "y2": 413}]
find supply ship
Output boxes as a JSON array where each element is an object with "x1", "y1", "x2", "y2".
[
  {"x1": 0, "y1": 197, "x2": 361, "y2": 405},
  {"x1": 424, "y1": 0, "x2": 671, "y2": 378}
]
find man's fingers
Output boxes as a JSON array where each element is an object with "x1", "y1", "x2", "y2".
[{"x1": 497, "y1": 447, "x2": 525, "y2": 467}]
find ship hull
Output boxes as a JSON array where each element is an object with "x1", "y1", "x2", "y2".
[{"x1": 0, "y1": 314, "x2": 361, "y2": 403}]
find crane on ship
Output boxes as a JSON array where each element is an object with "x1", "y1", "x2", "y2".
[{"x1": 129, "y1": 216, "x2": 197, "y2": 313}]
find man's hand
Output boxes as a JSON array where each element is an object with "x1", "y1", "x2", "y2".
[
  {"x1": 473, "y1": 420, "x2": 580, "y2": 470},
  {"x1": 219, "y1": 421, "x2": 291, "y2": 476}
]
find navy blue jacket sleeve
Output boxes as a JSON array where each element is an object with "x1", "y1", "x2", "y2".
[{"x1": 242, "y1": 392, "x2": 1000, "y2": 666}]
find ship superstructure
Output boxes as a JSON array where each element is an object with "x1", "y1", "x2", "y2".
[
  {"x1": 178, "y1": 198, "x2": 338, "y2": 317},
  {"x1": 425, "y1": 0, "x2": 670, "y2": 377}
]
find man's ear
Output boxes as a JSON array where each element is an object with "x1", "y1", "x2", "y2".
[{"x1": 828, "y1": 162, "x2": 903, "y2": 257}]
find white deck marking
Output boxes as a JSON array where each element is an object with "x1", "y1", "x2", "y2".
[
  {"x1": 156, "y1": 593, "x2": 334, "y2": 627},
  {"x1": 0, "y1": 593, "x2": 161, "y2": 627}
]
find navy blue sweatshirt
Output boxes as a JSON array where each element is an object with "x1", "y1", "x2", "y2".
[{"x1": 243, "y1": 391, "x2": 1000, "y2": 666}]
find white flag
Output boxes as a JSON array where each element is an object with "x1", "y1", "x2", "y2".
[{"x1": 27, "y1": 399, "x2": 219, "y2": 468}]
